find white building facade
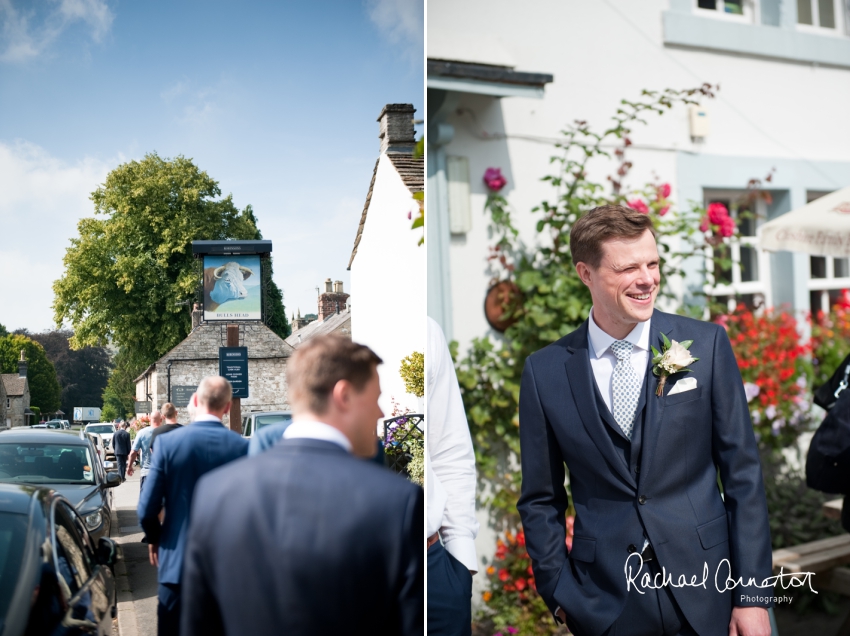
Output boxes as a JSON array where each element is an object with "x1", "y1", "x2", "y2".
[
  {"x1": 428, "y1": 0, "x2": 850, "y2": 351},
  {"x1": 349, "y1": 104, "x2": 425, "y2": 416}
]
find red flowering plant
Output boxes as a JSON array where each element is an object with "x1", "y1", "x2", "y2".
[
  {"x1": 810, "y1": 297, "x2": 850, "y2": 390},
  {"x1": 477, "y1": 524, "x2": 573, "y2": 636},
  {"x1": 718, "y1": 305, "x2": 813, "y2": 451}
]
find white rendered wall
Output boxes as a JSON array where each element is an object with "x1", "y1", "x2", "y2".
[
  {"x1": 429, "y1": 0, "x2": 850, "y2": 352},
  {"x1": 351, "y1": 154, "x2": 426, "y2": 416}
]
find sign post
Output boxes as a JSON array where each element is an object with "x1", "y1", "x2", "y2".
[{"x1": 219, "y1": 336, "x2": 247, "y2": 433}]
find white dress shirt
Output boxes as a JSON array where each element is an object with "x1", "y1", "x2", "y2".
[
  {"x1": 426, "y1": 317, "x2": 479, "y2": 573},
  {"x1": 283, "y1": 420, "x2": 353, "y2": 453},
  {"x1": 587, "y1": 308, "x2": 651, "y2": 412}
]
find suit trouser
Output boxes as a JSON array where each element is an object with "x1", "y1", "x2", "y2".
[
  {"x1": 158, "y1": 583, "x2": 181, "y2": 636},
  {"x1": 427, "y1": 541, "x2": 472, "y2": 636},
  {"x1": 115, "y1": 454, "x2": 127, "y2": 481}
]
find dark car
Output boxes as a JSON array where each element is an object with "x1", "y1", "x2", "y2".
[
  {"x1": 0, "y1": 429, "x2": 121, "y2": 541},
  {"x1": 0, "y1": 483, "x2": 117, "y2": 636}
]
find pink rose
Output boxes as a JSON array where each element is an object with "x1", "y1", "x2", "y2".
[
  {"x1": 699, "y1": 217, "x2": 709, "y2": 233},
  {"x1": 658, "y1": 205, "x2": 670, "y2": 216},
  {"x1": 658, "y1": 183, "x2": 671, "y2": 199},
  {"x1": 707, "y1": 202, "x2": 729, "y2": 225},
  {"x1": 720, "y1": 216, "x2": 736, "y2": 237},
  {"x1": 483, "y1": 167, "x2": 507, "y2": 192},
  {"x1": 628, "y1": 199, "x2": 649, "y2": 214}
]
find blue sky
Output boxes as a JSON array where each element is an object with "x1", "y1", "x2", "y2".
[{"x1": 0, "y1": 0, "x2": 423, "y2": 332}]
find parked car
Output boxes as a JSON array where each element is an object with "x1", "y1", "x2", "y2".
[
  {"x1": 84, "y1": 423, "x2": 116, "y2": 458},
  {"x1": 241, "y1": 410, "x2": 293, "y2": 439},
  {"x1": 0, "y1": 429, "x2": 120, "y2": 541},
  {"x1": 0, "y1": 483, "x2": 117, "y2": 636},
  {"x1": 79, "y1": 430, "x2": 107, "y2": 464},
  {"x1": 44, "y1": 419, "x2": 72, "y2": 430}
]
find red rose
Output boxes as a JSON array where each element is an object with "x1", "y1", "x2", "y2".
[
  {"x1": 707, "y1": 202, "x2": 729, "y2": 225},
  {"x1": 498, "y1": 569, "x2": 510, "y2": 582},
  {"x1": 628, "y1": 199, "x2": 649, "y2": 214},
  {"x1": 658, "y1": 183, "x2": 671, "y2": 198}
]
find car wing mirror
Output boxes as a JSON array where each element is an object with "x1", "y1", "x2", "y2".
[
  {"x1": 105, "y1": 471, "x2": 121, "y2": 488},
  {"x1": 96, "y1": 537, "x2": 118, "y2": 568}
]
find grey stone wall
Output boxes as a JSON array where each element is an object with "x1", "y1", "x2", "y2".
[{"x1": 135, "y1": 323, "x2": 293, "y2": 427}]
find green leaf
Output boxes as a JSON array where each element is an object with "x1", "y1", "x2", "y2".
[{"x1": 661, "y1": 332, "x2": 671, "y2": 349}]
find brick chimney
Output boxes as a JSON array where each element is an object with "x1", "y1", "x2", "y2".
[
  {"x1": 18, "y1": 350, "x2": 27, "y2": 378},
  {"x1": 318, "y1": 279, "x2": 349, "y2": 322},
  {"x1": 378, "y1": 104, "x2": 416, "y2": 155},
  {"x1": 191, "y1": 303, "x2": 202, "y2": 330}
]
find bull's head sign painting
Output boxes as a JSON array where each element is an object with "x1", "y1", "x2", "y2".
[{"x1": 203, "y1": 255, "x2": 263, "y2": 321}]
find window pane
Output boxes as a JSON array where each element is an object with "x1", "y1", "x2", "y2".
[
  {"x1": 818, "y1": 0, "x2": 835, "y2": 27},
  {"x1": 741, "y1": 246, "x2": 759, "y2": 282},
  {"x1": 698, "y1": 0, "x2": 716, "y2": 9},
  {"x1": 724, "y1": 0, "x2": 744, "y2": 14},
  {"x1": 737, "y1": 205, "x2": 756, "y2": 237},
  {"x1": 798, "y1": 0, "x2": 814, "y2": 23},
  {"x1": 835, "y1": 258, "x2": 850, "y2": 278},
  {"x1": 811, "y1": 256, "x2": 827, "y2": 279},
  {"x1": 829, "y1": 288, "x2": 848, "y2": 309},
  {"x1": 811, "y1": 290, "x2": 826, "y2": 315}
]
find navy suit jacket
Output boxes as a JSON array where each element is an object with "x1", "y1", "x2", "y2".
[
  {"x1": 181, "y1": 438, "x2": 423, "y2": 636},
  {"x1": 137, "y1": 419, "x2": 248, "y2": 585},
  {"x1": 517, "y1": 310, "x2": 772, "y2": 636},
  {"x1": 112, "y1": 429, "x2": 132, "y2": 456}
]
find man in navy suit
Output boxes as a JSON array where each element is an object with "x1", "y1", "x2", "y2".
[
  {"x1": 137, "y1": 375, "x2": 249, "y2": 636},
  {"x1": 517, "y1": 205, "x2": 772, "y2": 636},
  {"x1": 181, "y1": 335, "x2": 423, "y2": 636}
]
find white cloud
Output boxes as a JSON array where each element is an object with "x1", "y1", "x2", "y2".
[
  {"x1": 0, "y1": 0, "x2": 113, "y2": 63},
  {"x1": 0, "y1": 140, "x2": 114, "y2": 332},
  {"x1": 365, "y1": 0, "x2": 423, "y2": 61},
  {"x1": 160, "y1": 78, "x2": 222, "y2": 127}
]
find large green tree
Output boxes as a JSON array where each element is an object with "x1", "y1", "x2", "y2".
[
  {"x1": 100, "y1": 348, "x2": 141, "y2": 422},
  {"x1": 0, "y1": 334, "x2": 61, "y2": 413},
  {"x1": 23, "y1": 330, "x2": 111, "y2": 417},
  {"x1": 53, "y1": 153, "x2": 290, "y2": 367}
]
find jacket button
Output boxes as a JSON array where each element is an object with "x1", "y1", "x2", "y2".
[
  {"x1": 627, "y1": 544, "x2": 637, "y2": 553},
  {"x1": 635, "y1": 464, "x2": 641, "y2": 474},
  {"x1": 638, "y1": 495, "x2": 647, "y2": 505}
]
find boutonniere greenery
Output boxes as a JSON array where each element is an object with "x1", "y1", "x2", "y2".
[{"x1": 651, "y1": 333, "x2": 698, "y2": 397}]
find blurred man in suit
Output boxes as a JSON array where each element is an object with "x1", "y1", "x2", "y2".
[
  {"x1": 182, "y1": 335, "x2": 423, "y2": 636},
  {"x1": 138, "y1": 376, "x2": 249, "y2": 636},
  {"x1": 112, "y1": 422, "x2": 131, "y2": 482}
]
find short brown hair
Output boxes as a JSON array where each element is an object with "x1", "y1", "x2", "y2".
[
  {"x1": 570, "y1": 205, "x2": 655, "y2": 268},
  {"x1": 287, "y1": 335, "x2": 382, "y2": 414},
  {"x1": 197, "y1": 376, "x2": 233, "y2": 412},
  {"x1": 161, "y1": 403, "x2": 177, "y2": 419}
]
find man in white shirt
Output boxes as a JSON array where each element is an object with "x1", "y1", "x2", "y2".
[
  {"x1": 181, "y1": 335, "x2": 423, "y2": 636},
  {"x1": 427, "y1": 317, "x2": 478, "y2": 636}
]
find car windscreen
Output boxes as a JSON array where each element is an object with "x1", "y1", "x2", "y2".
[
  {"x1": 0, "y1": 512, "x2": 28, "y2": 622},
  {"x1": 0, "y1": 443, "x2": 96, "y2": 485},
  {"x1": 254, "y1": 414, "x2": 292, "y2": 431},
  {"x1": 85, "y1": 425, "x2": 114, "y2": 435}
]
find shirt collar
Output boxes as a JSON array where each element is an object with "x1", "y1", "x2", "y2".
[
  {"x1": 587, "y1": 308, "x2": 651, "y2": 359},
  {"x1": 283, "y1": 420, "x2": 352, "y2": 453}
]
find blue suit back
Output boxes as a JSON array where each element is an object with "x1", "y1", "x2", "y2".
[{"x1": 137, "y1": 420, "x2": 248, "y2": 584}]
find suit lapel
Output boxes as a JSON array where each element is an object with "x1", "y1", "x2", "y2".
[
  {"x1": 565, "y1": 322, "x2": 636, "y2": 489},
  {"x1": 638, "y1": 310, "x2": 676, "y2": 484}
]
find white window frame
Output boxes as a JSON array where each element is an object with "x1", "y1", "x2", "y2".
[
  {"x1": 796, "y1": 0, "x2": 848, "y2": 36},
  {"x1": 695, "y1": 0, "x2": 758, "y2": 23},
  {"x1": 702, "y1": 190, "x2": 772, "y2": 314}
]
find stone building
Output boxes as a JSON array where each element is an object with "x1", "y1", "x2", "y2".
[
  {"x1": 134, "y1": 313, "x2": 293, "y2": 427},
  {"x1": 0, "y1": 352, "x2": 31, "y2": 428},
  {"x1": 285, "y1": 279, "x2": 351, "y2": 349}
]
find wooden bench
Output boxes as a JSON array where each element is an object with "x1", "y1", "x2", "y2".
[{"x1": 773, "y1": 534, "x2": 850, "y2": 635}]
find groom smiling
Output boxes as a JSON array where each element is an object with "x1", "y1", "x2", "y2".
[{"x1": 517, "y1": 205, "x2": 772, "y2": 636}]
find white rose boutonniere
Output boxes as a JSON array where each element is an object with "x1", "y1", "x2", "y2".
[{"x1": 651, "y1": 333, "x2": 698, "y2": 397}]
